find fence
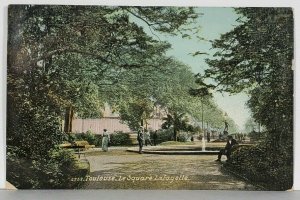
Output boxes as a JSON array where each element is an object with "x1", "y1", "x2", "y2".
[{"x1": 72, "y1": 117, "x2": 163, "y2": 134}]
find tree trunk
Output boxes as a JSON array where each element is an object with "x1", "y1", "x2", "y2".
[
  {"x1": 140, "y1": 119, "x2": 143, "y2": 127},
  {"x1": 64, "y1": 106, "x2": 74, "y2": 133},
  {"x1": 173, "y1": 128, "x2": 177, "y2": 141}
]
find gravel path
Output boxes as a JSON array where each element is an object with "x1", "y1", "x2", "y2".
[{"x1": 82, "y1": 149, "x2": 257, "y2": 190}]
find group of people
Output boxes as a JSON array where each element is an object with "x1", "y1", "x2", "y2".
[
  {"x1": 137, "y1": 126, "x2": 158, "y2": 154},
  {"x1": 101, "y1": 127, "x2": 158, "y2": 153},
  {"x1": 101, "y1": 126, "x2": 238, "y2": 162}
]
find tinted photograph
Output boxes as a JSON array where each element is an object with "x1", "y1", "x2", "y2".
[{"x1": 7, "y1": 5, "x2": 293, "y2": 190}]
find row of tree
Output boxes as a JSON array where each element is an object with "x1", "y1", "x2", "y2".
[
  {"x1": 7, "y1": 5, "x2": 237, "y2": 188},
  {"x1": 8, "y1": 5, "x2": 237, "y2": 151},
  {"x1": 8, "y1": 5, "x2": 196, "y2": 156},
  {"x1": 7, "y1": 6, "x2": 201, "y2": 188}
]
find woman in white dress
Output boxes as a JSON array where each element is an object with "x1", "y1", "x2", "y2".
[{"x1": 102, "y1": 129, "x2": 110, "y2": 152}]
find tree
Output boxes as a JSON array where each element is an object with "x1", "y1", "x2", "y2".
[
  {"x1": 205, "y1": 7, "x2": 293, "y2": 145},
  {"x1": 7, "y1": 5, "x2": 199, "y2": 188},
  {"x1": 162, "y1": 112, "x2": 189, "y2": 141},
  {"x1": 7, "y1": 4, "x2": 198, "y2": 142},
  {"x1": 118, "y1": 97, "x2": 155, "y2": 131},
  {"x1": 244, "y1": 117, "x2": 262, "y2": 133},
  {"x1": 203, "y1": 8, "x2": 293, "y2": 190}
]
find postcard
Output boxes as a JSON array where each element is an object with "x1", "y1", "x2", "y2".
[{"x1": 6, "y1": 5, "x2": 293, "y2": 190}]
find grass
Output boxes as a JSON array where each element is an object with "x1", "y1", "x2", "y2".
[
  {"x1": 76, "y1": 159, "x2": 90, "y2": 169},
  {"x1": 85, "y1": 149, "x2": 136, "y2": 156},
  {"x1": 159, "y1": 141, "x2": 196, "y2": 146}
]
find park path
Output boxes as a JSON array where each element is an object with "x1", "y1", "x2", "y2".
[{"x1": 82, "y1": 149, "x2": 257, "y2": 190}]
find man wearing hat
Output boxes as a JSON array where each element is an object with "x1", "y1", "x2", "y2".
[
  {"x1": 215, "y1": 135, "x2": 238, "y2": 162},
  {"x1": 137, "y1": 126, "x2": 144, "y2": 154}
]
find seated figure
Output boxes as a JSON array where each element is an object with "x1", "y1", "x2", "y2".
[{"x1": 215, "y1": 135, "x2": 238, "y2": 162}]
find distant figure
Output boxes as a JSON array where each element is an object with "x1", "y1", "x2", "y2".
[
  {"x1": 216, "y1": 135, "x2": 238, "y2": 162},
  {"x1": 218, "y1": 132, "x2": 222, "y2": 139},
  {"x1": 223, "y1": 130, "x2": 229, "y2": 136},
  {"x1": 224, "y1": 120, "x2": 229, "y2": 132},
  {"x1": 144, "y1": 129, "x2": 152, "y2": 146},
  {"x1": 153, "y1": 130, "x2": 158, "y2": 146},
  {"x1": 207, "y1": 131, "x2": 211, "y2": 143},
  {"x1": 191, "y1": 135, "x2": 194, "y2": 142},
  {"x1": 137, "y1": 126, "x2": 144, "y2": 154},
  {"x1": 102, "y1": 129, "x2": 110, "y2": 152}
]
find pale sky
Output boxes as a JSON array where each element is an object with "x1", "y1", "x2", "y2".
[{"x1": 134, "y1": 7, "x2": 252, "y2": 130}]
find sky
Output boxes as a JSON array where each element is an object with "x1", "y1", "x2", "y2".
[{"x1": 137, "y1": 7, "x2": 251, "y2": 131}]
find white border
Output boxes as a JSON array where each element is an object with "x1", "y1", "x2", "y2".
[{"x1": 1, "y1": 0, "x2": 299, "y2": 190}]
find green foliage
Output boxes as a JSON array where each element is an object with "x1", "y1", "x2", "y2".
[
  {"x1": 119, "y1": 98, "x2": 154, "y2": 131},
  {"x1": 113, "y1": 57, "x2": 238, "y2": 136},
  {"x1": 205, "y1": 8, "x2": 293, "y2": 138},
  {"x1": 162, "y1": 112, "x2": 189, "y2": 141},
  {"x1": 7, "y1": 146, "x2": 89, "y2": 189},
  {"x1": 155, "y1": 129, "x2": 174, "y2": 144},
  {"x1": 126, "y1": 7, "x2": 198, "y2": 33},
  {"x1": 109, "y1": 131, "x2": 132, "y2": 146},
  {"x1": 224, "y1": 137, "x2": 293, "y2": 190},
  {"x1": 244, "y1": 117, "x2": 260, "y2": 133},
  {"x1": 154, "y1": 129, "x2": 189, "y2": 143},
  {"x1": 70, "y1": 130, "x2": 139, "y2": 148},
  {"x1": 177, "y1": 132, "x2": 189, "y2": 142},
  {"x1": 7, "y1": 4, "x2": 198, "y2": 136},
  {"x1": 206, "y1": 8, "x2": 293, "y2": 189},
  {"x1": 114, "y1": 59, "x2": 197, "y2": 131},
  {"x1": 234, "y1": 133, "x2": 247, "y2": 142},
  {"x1": 7, "y1": 96, "x2": 63, "y2": 158},
  {"x1": 73, "y1": 131, "x2": 102, "y2": 147},
  {"x1": 7, "y1": 5, "x2": 198, "y2": 188},
  {"x1": 248, "y1": 131, "x2": 266, "y2": 142},
  {"x1": 74, "y1": 131, "x2": 133, "y2": 146}
]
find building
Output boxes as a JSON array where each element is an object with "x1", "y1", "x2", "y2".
[{"x1": 72, "y1": 103, "x2": 165, "y2": 134}]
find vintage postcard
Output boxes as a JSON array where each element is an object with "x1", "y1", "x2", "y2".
[{"x1": 6, "y1": 5, "x2": 293, "y2": 190}]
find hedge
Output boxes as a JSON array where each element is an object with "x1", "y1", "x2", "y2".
[{"x1": 223, "y1": 143, "x2": 293, "y2": 190}]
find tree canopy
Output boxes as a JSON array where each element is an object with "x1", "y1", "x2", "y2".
[
  {"x1": 204, "y1": 8, "x2": 293, "y2": 143},
  {"x1": 7, "y1": 5, "x2": 257, "y2": 189},
  {"x1": 204, "y1": 8, "x2": 293, "y2": 190},
  {"x1": 7, "y1": 5, "x2": 199, "y2": 151},
  {"x1": 7, "y1": 5, "x2": 203, "y2": 188}
]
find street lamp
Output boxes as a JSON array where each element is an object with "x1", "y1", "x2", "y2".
[
  {"x1": 201, "y1": 98, "x2": 204, "y2": 134},
  {"x1": 198, "y1": 88, "x2": 213, "y2": 138},
  {"x1": 189, "y1": 82, "x2": 214, "y2": 140}
]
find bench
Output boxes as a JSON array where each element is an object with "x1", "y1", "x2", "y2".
[{"x1": 59, "y1": 140, "x2": 95, "y2": 158}]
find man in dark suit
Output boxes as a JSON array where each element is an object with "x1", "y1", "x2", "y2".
[
  {"x1": 216, "y1": 135, "x2": 238, "y2": 162},
  {"x1": 137, "y1": 126, "x2": 144, "y2": 154},
  {"x1": 152, "y1": 130, "x2": 158, "y2": 146}
]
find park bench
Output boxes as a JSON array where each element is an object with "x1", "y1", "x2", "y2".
[{"x1": 59, "y1": 140, "x2": 95, "y2": 158}]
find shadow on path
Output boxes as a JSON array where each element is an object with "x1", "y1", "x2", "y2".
[{"x1": 82, "y1": 150, "x2": 257, "y2": 190}]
